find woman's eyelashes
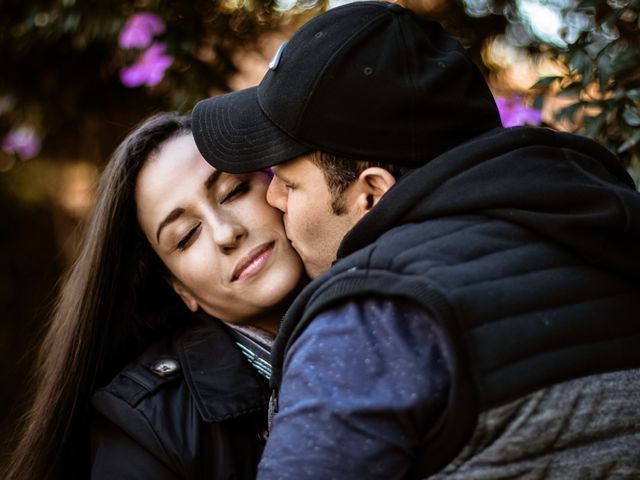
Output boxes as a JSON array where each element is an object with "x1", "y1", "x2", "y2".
[
  {"x1": 221, "y1": 180, "x2": 250, "y2": 204},
  {"x1": 177, "y1": 223, "x2": 201, "y2": 251}
]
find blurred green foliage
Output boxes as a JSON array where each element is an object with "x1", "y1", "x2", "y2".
[
  {"x1": 0, "y1": 0, "x2": 325, "y2": 167},
  {"x1": 3, "y1": 0, "x2": 637, "y2": 179},
  {"x1": 465, "y1": 0, "x2": 639, "y2": 177},
  {"x1": 533, "y1": 0, "x2": 640, "y2": 176}
]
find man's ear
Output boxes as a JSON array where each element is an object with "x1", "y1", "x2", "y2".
[
  {"x1": 354, "y1": 167, "x2": 396, "y2": 214},
  {"x1": 167, "y1": 276, "x2": 199, "y2": 312}
]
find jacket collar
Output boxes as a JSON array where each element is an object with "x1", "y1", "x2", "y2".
[{"x1": 177, "y1": 317, "x2": 270, "y2": 423}]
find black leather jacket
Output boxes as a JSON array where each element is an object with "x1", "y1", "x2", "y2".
[{"x1": 90, "y1": 318, "x2": 271, "y2": 479}]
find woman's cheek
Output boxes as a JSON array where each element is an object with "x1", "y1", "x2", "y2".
[{"x1": 174, "y1": 253, "x2": 205, "y2": 284}]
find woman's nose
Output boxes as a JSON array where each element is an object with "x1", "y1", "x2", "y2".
[{"x1": 212, "y1": 217, "x2": 246, "y2": 252}]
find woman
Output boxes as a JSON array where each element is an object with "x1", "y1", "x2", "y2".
[{"x1": 4, "y1": 113, "x2": 305, "y2": 479}]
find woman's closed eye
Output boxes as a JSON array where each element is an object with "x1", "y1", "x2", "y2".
[
  {"x1": 221, "y1": 180, "x2": 250, "y2": 204},
  {"x1": 177, "y1": 223, "x2": 201, "y2": 251},
  {"x1": 174, "y1": 180, "x2": 250, "y2": 251}
]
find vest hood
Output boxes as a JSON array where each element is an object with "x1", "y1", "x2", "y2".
[{"x1": 339, "y1": 127, "x2": 640, "y2": 282}]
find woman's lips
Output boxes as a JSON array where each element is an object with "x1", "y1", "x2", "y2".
[{"x1": 231, "y1": 241, "x2": 275, "y2": 282}]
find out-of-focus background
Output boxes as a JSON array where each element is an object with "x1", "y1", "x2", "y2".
[{"x1": 1, "y1": 0, "x2": 638, "y2": 462}]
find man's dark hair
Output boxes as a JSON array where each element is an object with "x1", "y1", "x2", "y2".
[{"x1": 310, "y1": 151, "x2": 410, "y2": 215}]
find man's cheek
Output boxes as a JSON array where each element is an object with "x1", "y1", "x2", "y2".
[{"x1": 281, "y1": 218, "x2": 299, "y2": 247}]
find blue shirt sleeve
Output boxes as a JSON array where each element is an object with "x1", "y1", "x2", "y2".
[{"x1": 258, "y1": 298, "x2": 451, "y2": 480}]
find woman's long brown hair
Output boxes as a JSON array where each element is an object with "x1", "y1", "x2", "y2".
[{"x1": 3, "y1": 113, "x2": 193, "y2": 479}]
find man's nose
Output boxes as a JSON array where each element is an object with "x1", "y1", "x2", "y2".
[{"x1": 266, "y1": 178, "x2": 287, "y2": 213}]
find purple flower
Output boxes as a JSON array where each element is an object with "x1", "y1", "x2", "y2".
[
  {"x1": 120, "y1": 43, "x2": 173, "y2": 87},
  {"x1": 495, "y1": 96, "x2": 542, "y2": 127},
  {"x1": 2, "y1": 126, "x2": 41, "y2": 159},
  {"x1": 119, "y1": 12, "x2": 165, "y2": 49}
]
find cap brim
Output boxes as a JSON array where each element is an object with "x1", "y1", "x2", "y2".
[{"x1": 192, "y1": 87, "x2": 310, "y2": 174}]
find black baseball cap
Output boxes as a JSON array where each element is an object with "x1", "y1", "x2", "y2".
[{"x1": 192, "y1": 1, "x2": 502, "y2": 173}]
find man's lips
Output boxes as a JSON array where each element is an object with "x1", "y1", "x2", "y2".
[{"x1": 231, "y1": 241, "x2": 275, "y2": 282}]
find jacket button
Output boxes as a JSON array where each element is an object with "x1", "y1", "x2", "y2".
[{"x1": 150, "y1": 358, "x2": 180, "y2": 377}]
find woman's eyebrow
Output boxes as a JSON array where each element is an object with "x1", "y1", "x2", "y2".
[
  {"x1": 155, "y1": 170, "x2": 221, "y2": 243},
  {"x1": 205, "y1": 169, "x2": 221, "y2": 190},
  {"x1": 156, "y1": 208, "x2": 185, "y2": 243}
]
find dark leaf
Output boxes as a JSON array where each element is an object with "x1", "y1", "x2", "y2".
[
  {"x1": 610, "y1": 47, "x2": 640, "y2": 75},
  {"x1": 558, "y1": 85, "x2": 583, "y2": 98},
  {"x1": 597, "y1": 53, "x2": 612, "y2": 93},
  {"x1": 618, "y1": 129, "x2": 640, "y2": 152},
  {"x1": 533, "y1": 95, "x2": 545, "y2": 110},
  {"x1": 622, "y1": 105, "x2": 640, "y2": 127},
  {"x1": 584, "y1": 113, "x2": 606, "y2": 137},
  {"x1": 603, "y1": 10, "x2": 622, "y2": 31},
  {"x1": 577, "y1": 0, "x2": 604, "y2": 8},
  {"x1": 569, "y1": 49, "x2": 594, "y2": 86},
  {"x1": 627, "y1": 0, "x2": 640, "y2": 10},
  {"x1": 532, "y1": 76, "x2": 563, "y2": 89},
  {"x1": 556, "y1": 102, "x2": 583, "y2": 121},
  {"x1": 627, "y1": 89, "x2": 640, "y2": 101}
]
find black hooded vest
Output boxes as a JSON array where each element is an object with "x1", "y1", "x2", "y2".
[{"x1": 269, "y1": 127, "x2": 640, "y2": 476}]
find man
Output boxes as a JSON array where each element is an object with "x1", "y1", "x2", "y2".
[{"x1": 192, "y1": 2, "x2": 640, "y2": 478}]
